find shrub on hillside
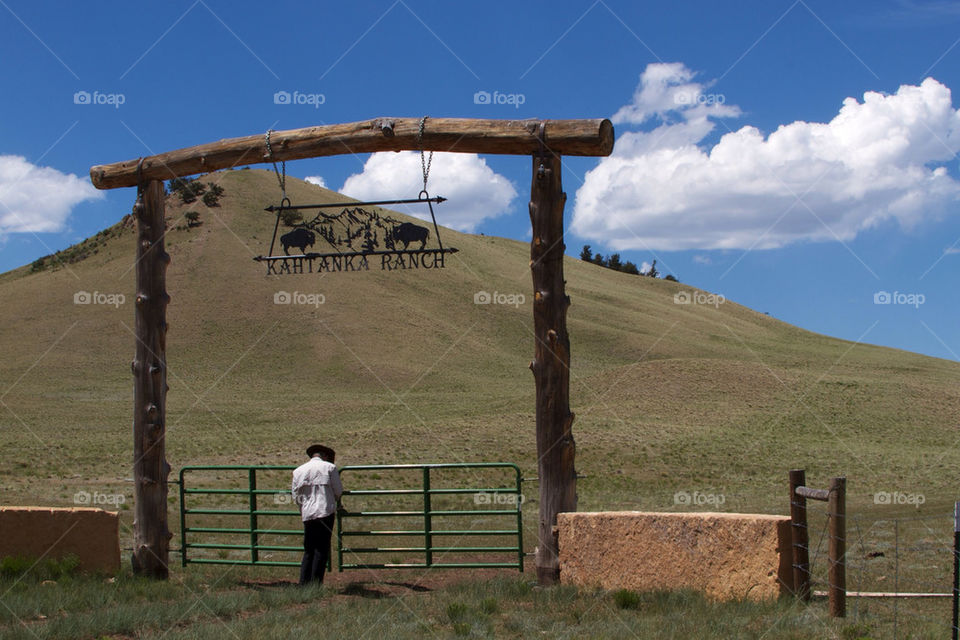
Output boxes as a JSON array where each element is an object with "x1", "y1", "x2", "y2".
[
  {"x1": 202, "y1": 183, "x2": 224, "y2": 207},
  {"x1": 580, "y1": 245, "x2": 677, "y2": 282},
  {"x1": 281, "y1": 209, "x2": 303, "y2": 227},
  {"x1": 168, "y1": 178, "x2": 206, "y2": 204},
  {"x1": 167, "y1": 177, "x2": 189, "y2": 195}
]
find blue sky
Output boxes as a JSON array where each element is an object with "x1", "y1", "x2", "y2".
[{"x1": 1, "y1": 1, "x2": 959, "y2": 360}]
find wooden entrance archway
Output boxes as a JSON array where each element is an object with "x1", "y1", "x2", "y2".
[{"x1": 89, "y1": 117, "x2": 614, "y2": 584}]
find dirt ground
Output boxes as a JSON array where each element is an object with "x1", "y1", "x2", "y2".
[{"x1": 237, "y1": 557, "x2": 534, "y2": 598}]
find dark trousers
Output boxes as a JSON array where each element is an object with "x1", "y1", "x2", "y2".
[{"x1": 299, "y1": 513, "x2": 335, "y2": 585}]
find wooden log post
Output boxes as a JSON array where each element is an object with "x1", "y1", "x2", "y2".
[
  {"x1": 789, "y1": 469, "x2": 811, "y2": 601},
  {"x1": 529, "y1": 148, "x2": 576, "y2": 586},
  {"x1": 828, "y1": 476, "x2": 846, "y2": 617},
  {"x1": 131, "y1": 179, "x2": 172, "y2": 578}
]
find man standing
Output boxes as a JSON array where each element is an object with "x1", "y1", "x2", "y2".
[{"x1": 292, "y1": 444, "x2": 343, "y2": 585}]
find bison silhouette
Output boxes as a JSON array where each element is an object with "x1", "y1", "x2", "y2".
[
  {"x1": 392, "y1": 222, "x2": 429, "y2": 250},
  {"x1": 280, "y1": 228, "x2": 315, "y2": 255}
]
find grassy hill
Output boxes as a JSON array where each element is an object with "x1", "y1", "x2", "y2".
[{"x1": 1, "y1": 167, "x2": 958, "y2": 521}]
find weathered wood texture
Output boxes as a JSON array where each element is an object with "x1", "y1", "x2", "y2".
[
  {"x1": 795, "y1": 486, "x2": 830, "y2": 501},
  {"x1": 131, "y1": 179, "x2": 172, "y2": 578},
  {"x1": 828, "y1": 476, "x2": 846, "y2": 618},
  {"x1": 90, "y1": 118, "x2": 614, "y2": 189},
  {"x1": 789, "y1": 470, "x2": 846, "y2": 617},
  {"x1": 529, "y1": 151, "x2": 576, "y2": 585},
  {"x1": 788, "y1": 469, "x2": 811, "y2": 601}
]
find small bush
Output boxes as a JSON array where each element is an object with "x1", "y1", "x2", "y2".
[
  {"x1": 202, "y1": 183, "x2": 224, "y2": 207},
  {"x1": 45, "y1": 554, "x2": 80, "y2": 578},
  {"x1": 479, "y1": 597, "x2": 498, "y2": 614},
  {"x1": 281, "y1": 209, "x2": 303, "y2": 227},
  {"x1": 612, "y1": 588, "x2": 641, "y2": 610},
  {"x1": 0, "y1": 555, "x2": 33, "y2": 576},
  {"x1": 446, "y1": 602, "x2": 469, "y2": 621},
  {"x1": 841, "y1": 623, "x2": 874, "y2": 640},
  {"x1": 169, "y1": 178, "x2": 207, "y2": 204},
  {"x1": 167, "y1": 177, "x2": 189, "y2": 195}
]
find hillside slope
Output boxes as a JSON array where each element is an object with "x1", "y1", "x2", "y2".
[{"x1": 1, "y1": 168, "x2": 958, "y2": 516}]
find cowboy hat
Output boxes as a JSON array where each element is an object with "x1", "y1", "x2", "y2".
[{"x1": 305, "y1": 444, "x2": 335, "y2": 462}]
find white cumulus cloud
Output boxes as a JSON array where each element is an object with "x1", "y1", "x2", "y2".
[
  {"x1": 573, "y1": 63, "x2": 960, "y2": 250},
  {"x1": 340, "y1": 152, "x2": 517, "y2": 232},
  {"x1": 0, "y1": 155, "x2": 102, "y2": 235},
  {"x1": 611, "y1": 61, "x2": 741, "y2": 130},
  {"x1": 304, "y1": 175, "x2": 326, "y2": 188}
]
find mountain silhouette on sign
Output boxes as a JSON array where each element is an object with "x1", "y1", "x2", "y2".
[{"x1": 289, "y1": 207, "x2": 433, "y2": 253}]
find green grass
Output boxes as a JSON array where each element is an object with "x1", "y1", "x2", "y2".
[
  {"x1": 613, "y1": 588, "x2": 642, "y2": 609},
  {"x1": 0, "y1": 555, "x2": 80, "y2": 581},
  {"x1": 1, "y1": 168, "x2": 960, "y2": 636},
  {"x1": 0, "y1": 567, "x2": 900, "y2": 639}
]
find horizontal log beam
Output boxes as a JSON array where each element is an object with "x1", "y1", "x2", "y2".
[
  {"x1": 90, "y1": 117, "x2": 614, "y2": 190},
  {"x1": 795, "y1": 486, "x2": 830, "y2": 501}
]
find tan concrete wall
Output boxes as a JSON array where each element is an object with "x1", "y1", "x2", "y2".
[
  {"x1": 558, "y1": 511, "x2": 793, "y2": 601},
  {"x1": 0, "y1": 507, "x2": 120, "y2": 574}
]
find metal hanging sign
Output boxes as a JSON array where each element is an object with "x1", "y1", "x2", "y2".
[{"x1": 253, "y1": 195, "x2": 458, "y2": 275}]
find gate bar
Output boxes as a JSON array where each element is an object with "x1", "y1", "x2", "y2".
[{"x1": 264, "y1": 196, "x2": 446, "y2": 212}]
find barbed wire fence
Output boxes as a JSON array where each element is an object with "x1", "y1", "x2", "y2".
[{"x1": 798, "y1": 500, "x2": 957, "y2": 639}]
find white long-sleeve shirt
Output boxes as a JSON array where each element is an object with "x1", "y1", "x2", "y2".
[{"x1": 291, "y1": 456, "x2": 343, "y2": 522}]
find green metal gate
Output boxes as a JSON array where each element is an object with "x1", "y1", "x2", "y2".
[
  {"x1": 178, "y1": 465, "x2": 302, "y2": 567},
  {"x1": 178, "y1": 463, "x2": 524, "y2": 571},
  {"x1": 337, "y1": 463, "x2": 523, "y2": 571}
]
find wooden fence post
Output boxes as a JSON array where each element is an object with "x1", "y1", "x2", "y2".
[
  {"x1": 789, "y1": 469, "x2": 811, "y2": 601},
  {"x1": 828, "y1": 476, "x2": 846, "y2": 617},
  {"x1": 529, "y1": 147, "x2": 576, "y2": 586},
  {"x1": 131, "y1": 179, "x2": 172, "y2": 578}
]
